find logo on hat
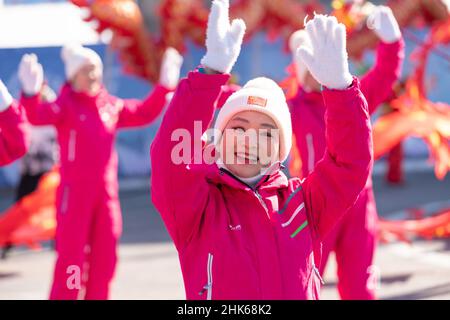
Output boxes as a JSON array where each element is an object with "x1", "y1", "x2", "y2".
[{"x1": 247, "y1": 96, "x2": 267, "y2": 107}]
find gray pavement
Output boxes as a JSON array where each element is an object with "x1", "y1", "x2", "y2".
[{"x1": 0, "y1": 166, "x2": 449, "y2": 300}]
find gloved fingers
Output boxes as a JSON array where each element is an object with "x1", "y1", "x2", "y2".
[
  {"x1": 19, "y1": 54, "x2": 38, "y2": 76},
  {"x1": 305, "y1": 17, "x2": 320, "y2": 51},
  {"x1": 313, "y1": 14, "x2": 327, "y2": 49},
  {"x1": 21, "y1": 53, "x2": 38, "y2": 67},
  {"x1": 378, "y1": 5, "x2": 392, "y2": 17},
  {"x1": 207, "y1": 0, "x2": 228, "y2": 40},
  {"x1": 367, "y1": 5, "x2": 383, "y2": 30},
  {"x1": 36, "y1": 63, "x2": 44, "y2": 80},
  {"x1": 28, "y1": 53, "x2": 38, "y2": 64},
  {"x1": 333, "y1": 23, "x2": 347, "y2": 53},
  {"x1": 29, "y1": 62, "x2": 41, "y2": 78},
  {"x1": 367, "y1": 5, "x2": 391, "y2": 30},
  {"x1": 326, "y1": 15, "x2": 339, "y2": 41},
  {"x1": 162, "y1": 47, "x2": 183, "y2": 67},
  {"x1": 229, "y1": 18, "x2": 246, "y2": 45}
]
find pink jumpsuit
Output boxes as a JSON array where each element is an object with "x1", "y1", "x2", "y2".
[
  {"x1": 21, "y1": 83, "x2": 170, "y2": 300},
  {"x1": 289, "y1": 39, "x2": 404, "y2": 299},
  {"x1": 0, "y1": 102, "x2": 28, "y2": 166}
]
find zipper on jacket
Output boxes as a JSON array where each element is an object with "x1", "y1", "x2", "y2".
[
  {"x1": 313, "y1": 263, "x2": 325, "y2": 285},
  {"x1": 68, "y1": 130, "x2": 77, "y2": 162},
  {"x1": 198, "y1": 253, "x2": 214, "y2": 300},
  {"x1": 219, "y1": 168, "x2": 269, "y2": 213},
  {"x1": 254, "y1": 189, "x2": 268, "y2": 213},
  {"x1": 61, "y1": 186, "x2": 69, "y2": 214}
]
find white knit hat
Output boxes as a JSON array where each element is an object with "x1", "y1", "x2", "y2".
[
  {"x1": 61, "y1": 44, "x2": 103, "y2": 80},
  {"x1": 289, "y1": 29, "x2": 311, "y2": 84},
  {"x1": 213, "y1": 77, "x2": 292, "y2": 163}
]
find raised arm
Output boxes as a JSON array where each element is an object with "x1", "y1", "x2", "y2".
[
  {"x1": 0, "y1": 80, "x2": 28, "y2": 165},
  {"x1": 150, "y1": 0, "x2": 245, "y2": 249},
  {"x1": 18, "y1": 54, "x2": 65, "y2": 126},
  {"x1": 295, "y1": 15, "x2": 373, "y2": 240},
  {"x1": 117, "y1": 48, "x2": 183, "y2": 128},
  {"x1": 361, "y1": 6, "x2": 404, "y2": 114}
]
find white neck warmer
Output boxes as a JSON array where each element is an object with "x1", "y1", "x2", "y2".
[
  {"x1": 215, "y1": 158, "x2": 263, "y2": 186},
  {"x1": 215, "y1": 157, "x2": 282, "y2": 188}
]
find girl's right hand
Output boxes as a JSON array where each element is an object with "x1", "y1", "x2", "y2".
[
  {"x1": 200, "y1": 0, "x2": 246, "y2": 74},
  {"x1": 18, "y1": 54, "x2": 44, "y2": 96}
]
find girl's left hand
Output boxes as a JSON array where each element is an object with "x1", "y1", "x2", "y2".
[{"x1": 296, "y1": 14, "x2": 353, "y2": 90}]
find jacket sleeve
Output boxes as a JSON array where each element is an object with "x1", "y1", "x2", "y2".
[
  {"x1": 20, "y1": 92, "x2": 65, "y2": 126},
  {"x1": 301, "y1": 78, "x2": 373, "y2": 240},
  {"x1": 117, "y1": 85, "x2": 171, "y2": 129},
  {"x1": 360, "y1": 38, "x2": 405, "y2": 115},
  {"x1": 0, "y1": 102, "x2": 28, "y2": 166},
  {"x1": 150, "y1": 70, "x2": 230, "y2": 249}
]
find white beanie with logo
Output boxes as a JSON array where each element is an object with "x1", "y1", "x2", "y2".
[
  {"x1": 61, "y1": 44, "x2": 103, "y2": 80},
  {"x1": 213, "y1": 77, "x2": 292, "y2": 164}
]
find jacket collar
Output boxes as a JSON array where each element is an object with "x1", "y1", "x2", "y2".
[{"x1": 201, "y1": 162, "x2": 289, "y2": 192}]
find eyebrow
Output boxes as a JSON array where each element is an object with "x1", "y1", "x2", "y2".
[
  {"x1": 231, "y1": 117, "x2": 250, "y2": 123},
  {"x1": 261, "y1": 123, "x2": 276, "y2": 129},
  {"x1": 231, "y1": 117, "x2": 276, "y2": 129}
]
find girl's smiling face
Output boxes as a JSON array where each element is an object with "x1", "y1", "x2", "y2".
[
  {"x1": 219, "y1": 110, "x2": 280, "y2": 179},
  {"x1": 71, "y1": 63, "x2": 102, "y2": 95}
]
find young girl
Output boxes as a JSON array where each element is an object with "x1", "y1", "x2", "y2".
[
  {"x1": 0, "y1": 79, "x2": 27, "y2": 166},
  {"x1": 19, "y1": 45, "x2": 183, "y2": 300},
  {"x1": 288, "y1": 6, "x2": 404, "y2": 299},
  {"x1": 151, "y1": 0, "x2": 373, "y2": 300}
]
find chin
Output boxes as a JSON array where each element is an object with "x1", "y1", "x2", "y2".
[{"x1": 228, "y1": 164, "x2": 261, "y2": 179}]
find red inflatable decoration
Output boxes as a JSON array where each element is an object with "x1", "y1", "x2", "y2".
[
  {"x1": 0, "y1": 169, "x2": 59, "y2": 250},
  {"x1": 70, "y1": 0, "x2": 448, "y2": 83}
]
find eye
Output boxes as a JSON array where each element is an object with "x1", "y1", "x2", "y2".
[
  {"x1": 232, "y1": 126, "x2": 245, "y2": 133},
  {"x1": 259, "y1": 130, "x2": 273, "y2": 138}
]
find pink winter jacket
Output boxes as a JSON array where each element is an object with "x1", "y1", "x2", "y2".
[
  {"x1": 151, "y1": 70, "x2": 373, "y2": 300},
  {"x1": 290, "y1": 39, "x2": 404, "y2": 179},
  {"x1": 21, "y1": 84, "x2": 169, "y2": 184},
  {"x1": 0, "y1": 102, "x2": 28, "y2": 166}
]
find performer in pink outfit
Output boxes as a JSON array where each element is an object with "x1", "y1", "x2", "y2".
[
  {"x1": 151, "y1": 0, "x2": 373, "y2": 299},
  {"x1": 19, "y1": 45, "x2": 183, "y2": 300},
  {"x1": 288, "y1": 6, "x2": 404, "y2": 299}
]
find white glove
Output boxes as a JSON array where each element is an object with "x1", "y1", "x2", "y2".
[
  {"x1": 0, "y1": 79, "x2": 13, "y2": 112},
  {"x1": 18, "y1": 53, "x2": 44, "y2": 96},
  {"x1": 159, "y1": 47, "x2": 183, "y2": 90},
  {"x1": 200, "y1": 0, "x2": 246, "y2": 74},
  {"x1": 367, "y1": 6, "x2": 401, "y2": 43},
  {"x1": 297, "y1": 15, "x2": 353, "y2": 90}
]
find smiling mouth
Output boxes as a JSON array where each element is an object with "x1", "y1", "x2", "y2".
[{"x1": 235, "y1": 152, "x2": 259, "y2": 164}]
